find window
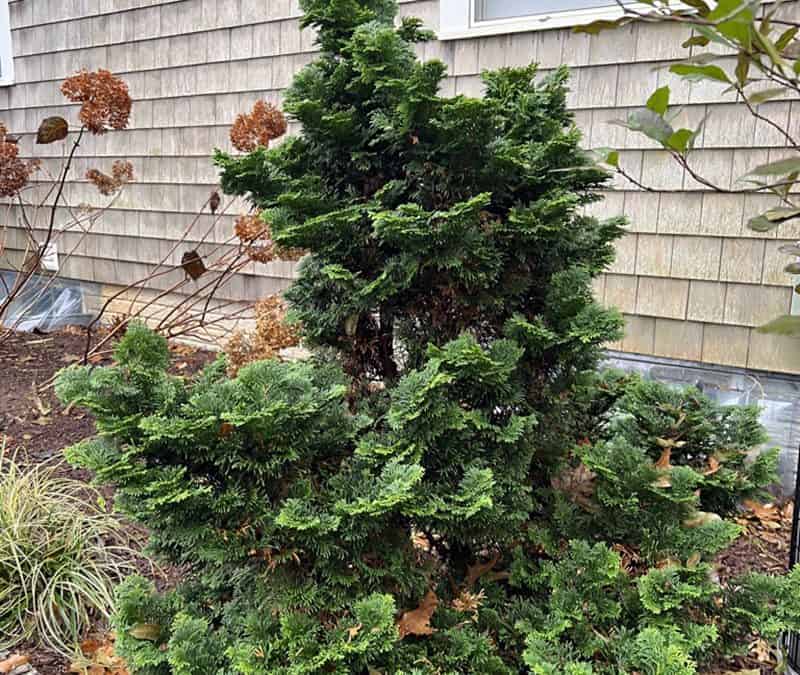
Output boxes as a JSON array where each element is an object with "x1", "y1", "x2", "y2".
[
  {"x1": 440, "y1": 0, "x2": 630, "y2": 40},
  {"x1": 0, "y1": 0, "x2": 13, "y2": 86}
]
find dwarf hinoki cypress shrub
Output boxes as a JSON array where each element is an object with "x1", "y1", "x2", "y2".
[{"x1": 57, "y1": 0, "x2": 800, "y2": 672}]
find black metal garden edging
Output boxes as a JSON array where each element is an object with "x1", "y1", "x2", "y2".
[{"x1": 785, "y1": 445, "x2": 800, "y2": 671}]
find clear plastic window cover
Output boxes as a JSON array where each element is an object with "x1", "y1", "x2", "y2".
[
  {"x1": 0, "y1": 270, "x2": 92, "y2": 332},
  {"x1": 606, "y1": 352, "x2": 800, "y2": 496},
  {"x1": 475, "y1": 0, "x2": 621, "y2": 21}
]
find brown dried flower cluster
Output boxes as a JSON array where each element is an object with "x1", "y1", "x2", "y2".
[
  {"x1": 0, "y1": 122, "x2": 38, "y2": 197},
  {"x1": 230, "y1": 100, "x2": 287, "y2": 152},
  {"x1": 234, "y1": 213, "x2": 306, "y2": 263},
  {"x1": 61, "y1": 69, "x2": 132, "y2": 134},
  {"x1": 86, "y1": 160, "x2": 134, "y2": 196},
  {"x1": 226, "y1": 295, "x2": 301, "y2": 375}
]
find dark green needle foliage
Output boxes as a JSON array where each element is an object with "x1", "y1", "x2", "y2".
[{"x1": 57, "y1": 1, "x2": 800, "y2": 672}]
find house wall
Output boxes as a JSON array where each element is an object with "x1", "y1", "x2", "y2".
[{"x1": 2, "y1": 0, "x2": 800, "y2": 370}]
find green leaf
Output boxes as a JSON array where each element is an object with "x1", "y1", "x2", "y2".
[
  {"x1": 670, "y1": 63, "x2": 731, "y2": 83},
  {"x1": 747, "y1": 87, "x2": 788, "y2": 105},
  {"x1": 763, "y1": 207, "x2": 800, "y2": 223},
  {"x1": 646, "y1": 86, "x2": 670, "y2": 116},
  {"x1": 707, "y1": 0, "x2": 755, "y2": 24},
  {"x1": 747, "y1": 215, "x2": 777, "y2": 232},
  {"x1": 682, "y1": 35, "x2": 711, "y2": 48},
  {"x1": 720, "y1": 20, "x2": 753, "y2": 50},
  {"x1": 593, "y1": 148, "x2": 620, "y2": 168},
  {"x1": 785, "y1": 262, "x2": 800, "y2": 274},
  {"x1": 754, "y1": 28, "x2": 786, "y2": 67},
  {"x1": 779, "y1": 243, "x2": 800, "y2": 256},
  {"x1": 573, "y1": 17, "x2": 632, "y2": 34},
  {"x1": 776, "y1": 26, "x2": 799, "y2": 51},
  {"x1": 757, "y1": 315, "x2": 800, "y2": 336},
  {"x1": 694, "y1": 25, "x2": 735, "y2": 47},
  {"x1": 666, "y1": 128, "x2": 696, "y2": 153},
  {"x1": 748, "y1": 157, "x2": 800, "y2": 176},
  {"x1": 682, "y1": 0, "x2": 712, "y2": 15},
  {"x1": 735, "y1": 52, "x2": 751, "y2": 86},
  {"x1": 746, "y1": 207, "x2": 800, "y2": 232},
  {"x1": 611, "y1": 109, "x2": 674, "y2": 145}
]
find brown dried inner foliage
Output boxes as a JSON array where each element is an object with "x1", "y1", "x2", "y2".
[
  {"x1": 0, "y1": 122, "x2": 38, "y2": 198},
  {"x1": 61, "y1": 69, "x2": 132, "y2": 134},
  {"x1": 226, "y1": 295, "x2": 301, "y2": 375},
  {"x1": 234, "y1": 213, "x2": 306, "y2": 263},
  {"x1": 230, "y1": 100, "x2": 288, "y2": 153},
  {"x1": 551, "y1": 462, "x2": 598, "y2": 513},
  {"x1": 397, "y1": 590, "x2": 439, "y2": 639},
  {"x1": 86, "y1": 160, "x2": 135, "y2": 196}
]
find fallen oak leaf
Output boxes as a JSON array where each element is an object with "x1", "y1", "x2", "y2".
[
  {"x1": 397, "y1": 590, "x2": 438, "y2": 639},
  {"x1": 743, "y1": 499, "x2": 781, "y2": 526}
]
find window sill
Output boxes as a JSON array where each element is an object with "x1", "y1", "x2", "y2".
[{"x1": 438, "y1": 2, "x2": 642, "y2": 41}]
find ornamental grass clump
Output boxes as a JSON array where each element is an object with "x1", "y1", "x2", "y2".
[
  {"x1": 56, "y1": 0, "x2": 800, "y2": 672},
  {"x1": 0, "y1": 448, "x2": 139, "y2": 658}
]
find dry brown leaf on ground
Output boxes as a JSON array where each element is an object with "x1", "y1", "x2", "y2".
[
  {"x1": 742, "y1": 500, "x2": 782, "y2": 529},
  {"x1": 0, "y1": 654, "x2": 29, "y2": 674},
  {"x1": 70, "y1": 633, "x2": 130, "y2": 674},
  {"x1": 397, "y1": 590, "x2": 438, "y2": 638}
]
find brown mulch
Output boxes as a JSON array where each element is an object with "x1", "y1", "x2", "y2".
[
  {"x1": 0, "y1": 328, "x2": 796, "y2": 674},
  {"x1": 0, "y1": 327, "x2": 213, "y2": 675}
]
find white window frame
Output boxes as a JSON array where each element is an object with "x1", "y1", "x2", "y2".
[
  {"x1": 439, "y1": 0, "x2": 633, "y2": 40},
  {"x1": 0, "y1": 0, "x2": 13, "y2": 86}
]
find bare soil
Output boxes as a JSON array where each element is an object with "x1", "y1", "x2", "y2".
[{"x1": 0, "y1": 328, "x2": 213, "y2": 674}]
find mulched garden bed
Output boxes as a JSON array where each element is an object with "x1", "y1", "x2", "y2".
[
  {"x1": 1, "y1": 328, "x2": 214, "y2": 675},
  {"x1": 0, "y1": 328, "x2": 794, "y2": 674}
]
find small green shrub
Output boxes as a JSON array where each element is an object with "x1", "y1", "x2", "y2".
[
  {"x1": 55, "y1": 0, "x2": 800, "y2": 670},
  {"x1": 0, "y1": 446, "x2": 138, "y2": 657}
]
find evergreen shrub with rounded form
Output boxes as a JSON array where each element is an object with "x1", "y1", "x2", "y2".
[{"x1": 57, "y1": 0, "x2": 800, "y2": 671}]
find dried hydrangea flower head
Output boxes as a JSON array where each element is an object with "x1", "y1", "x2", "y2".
[
  {"x1": 0, "y1": 121, "x2": 38, "y2": 197},
  {"x1": 61, "y1": 69, "x2": 131, "y2": 134},
  {"x1": 230, "y1": 100, "x2": 287, "y2": 152},
  {"x1": 226, "y1": 295, "x2": 300, "y2": 375},
  {"x1": 234, "y1": 213, "x2": 276, "y2": 263},
  {"x1": 234, "y1": 212, "x2": 306, "y2": 263},
  {"x1": 86, "y1": 160, "x2": 134, "y2": 196}
]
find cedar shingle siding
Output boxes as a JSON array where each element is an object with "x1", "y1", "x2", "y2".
[{"x1": 3, "y1": 0, "x2": 800, "y2": 372}]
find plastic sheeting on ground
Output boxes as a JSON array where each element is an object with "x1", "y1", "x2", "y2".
[{"x1": 0, "y1": 270, "x2": 92, "y2": 333}]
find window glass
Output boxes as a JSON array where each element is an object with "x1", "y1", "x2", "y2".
[
  {"x1": 0, "y1": 0, "x2": 13, "y2": 85},
  {"x1": 475, "y1": 0, "x2": 621, "y2": 22}
]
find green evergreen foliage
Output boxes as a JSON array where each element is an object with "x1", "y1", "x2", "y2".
[{"x1": 56, "y1": 0, "x2": 800, "y2": 671}]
